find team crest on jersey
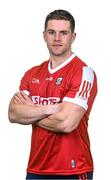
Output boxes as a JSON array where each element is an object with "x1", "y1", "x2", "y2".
[{"x1": 56, "y1": 77, "x2": 63, "y2": 85}]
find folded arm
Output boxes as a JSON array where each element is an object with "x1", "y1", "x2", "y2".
[
  {"x1": 37, "y1": 101, "x2": 86, "y2": 133},
  {"x1": 8, "y1": 91, "x2": 61, "y2": 125},
  {"x1": 8, "y1": 91, "x2": 85, "y2": 132}
]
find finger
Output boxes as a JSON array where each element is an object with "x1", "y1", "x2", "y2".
[
  {"x1": 20, "y1": 91, "x2": 31, "y2": 100},
  {"x1": 13, "y1": 94, "x2": 23, "y2": 104},
  {"x1": 14, "y1": 92, "x2": 27, "y2": 104},
  {"x1": 20, "y1": 91, "x2": 35, "y2": 106}
]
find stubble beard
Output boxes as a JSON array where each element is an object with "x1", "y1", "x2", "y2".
[{"x1": 49, "y1": 47, "x2": 70, "y2": 57}]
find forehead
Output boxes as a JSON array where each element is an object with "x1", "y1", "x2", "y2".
[{"x1": 46, "y1": 20, "x2": 71, "y2": 31}]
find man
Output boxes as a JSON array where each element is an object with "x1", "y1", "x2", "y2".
[{"x1": 8, "y1": 9, "x2": 97, "y2": 179}]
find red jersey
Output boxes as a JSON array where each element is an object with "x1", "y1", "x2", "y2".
[{"x1": 20, "y1": 54, "x2": 97, "y2": 175}]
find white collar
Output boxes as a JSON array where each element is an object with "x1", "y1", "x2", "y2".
[{"x1": 48, "y1": 53, "x2": 76, "y2": 74}]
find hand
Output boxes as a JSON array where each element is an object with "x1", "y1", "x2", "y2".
[
  {"x1": 46, "y1": 103, "x2": 62, "y2": 115},
  {"x1": 13, "y1": 91, "x2": 35, "y2": 106}
]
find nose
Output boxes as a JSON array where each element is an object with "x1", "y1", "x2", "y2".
[{"x1": 55, "y1": 32, "x2": 61, "y2": 41}]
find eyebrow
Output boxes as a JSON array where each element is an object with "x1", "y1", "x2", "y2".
[
  {"x1": 47, "y1": 29, "x2": 70, "y2": 33},
  {"x1": 47, "y1": 29, "x2": 54, "y2": 32}
]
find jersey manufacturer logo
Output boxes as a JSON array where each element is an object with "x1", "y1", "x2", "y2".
[
  {"x1": 56, "y1": 77, "x2": 63, "y2": 85},
  {"x1": 32, "y1": 96, "x2": 60, "y2": 105},
  {"x1": 45, "y1": 77, "x2": 53, "y2": 81}
]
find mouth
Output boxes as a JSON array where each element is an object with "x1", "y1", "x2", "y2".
[{"x1": 53, "y1": 44, "x2": 62, "y2": 47}]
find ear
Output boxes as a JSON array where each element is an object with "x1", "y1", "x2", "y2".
[
  {"x1": 71, "y1": 32, "x2": 76, "y2": 43},
  {"x1": 43, "y1": 31, "x2": 46, "y2": 42}
]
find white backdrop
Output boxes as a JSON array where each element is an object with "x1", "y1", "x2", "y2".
[{"x1": 0, "y1": 0, "x2": 111, "y2": 179}]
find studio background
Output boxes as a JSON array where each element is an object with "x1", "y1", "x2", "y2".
[{"x1": 0, "y1": 0, "x2": 110, "y2": 179}]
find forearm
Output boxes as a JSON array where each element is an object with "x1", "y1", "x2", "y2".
[
  {"x1": 36, "y1": 102, "x2": 85, "y2": 133},
  {"x1": 8, "y1": 92, "x2": 61, "y2": 125},
  {"x1": 9, "y1": 103, "x2": 47, "y2": 125},
  {"x1": 37, "y1": 118, "x2": 61, "y2": 132},
  {"x1": 36, "y1": 113, "x2": 65, "y2": 132},
  {"x1": 9, "y1": 102, "x2": 60, "y2": 125}
]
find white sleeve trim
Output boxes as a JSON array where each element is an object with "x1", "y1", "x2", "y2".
[
  {"x1": 63, "y1": 97, "x2": 88, "y2": 110},
  {"x1": 63, "y1": 67, "x2": 95, "y2": 111},
  {"x1": 22, "y1": 90, "x2": 30, "y2": 96}
]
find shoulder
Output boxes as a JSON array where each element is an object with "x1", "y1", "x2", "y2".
[
  {"x1": 72, "y1": 56, "x2": 86, "y2": 67},
  {"x1": 82, "y1": 66, "x2": 96, "y2": 80},
  {"x1": 69, "y1": 56, "x2": 97, "y2": 90},
  {"x1": 72, "y1": 56, "x2": 97, "y2": 76}
]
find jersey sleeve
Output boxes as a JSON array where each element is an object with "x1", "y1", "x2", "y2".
[
  {"x1": 63, "y1": 66, "x2": 97, "y2": 111},
  {"x1": 19, "y1": 69, "x2": 31, "y2": 95}
]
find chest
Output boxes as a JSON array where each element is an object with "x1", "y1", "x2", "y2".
[{"x1": 28, "y1": 68, "x2": 72, "y2": 105}]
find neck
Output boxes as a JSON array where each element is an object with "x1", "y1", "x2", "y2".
[{"x1": 50, "y1": 51, "x2": 73, "y2": 69}]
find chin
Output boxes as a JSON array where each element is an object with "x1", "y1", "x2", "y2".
[{"x1": 51, "y1": 50, "x2": 66, "y2": 57}]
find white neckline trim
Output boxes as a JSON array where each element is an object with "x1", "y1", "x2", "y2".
[{"x1": 48, "y1": 53, "x2": 76, "y2": 74}]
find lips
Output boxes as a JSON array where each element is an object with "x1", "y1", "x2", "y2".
[{"x1": 53, "y1": 44, "x2": 62, "y2": 46}]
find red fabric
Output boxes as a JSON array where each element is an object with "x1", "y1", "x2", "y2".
[{"x1": 20, "y1": 56, "x2": 97, "y2": 175}]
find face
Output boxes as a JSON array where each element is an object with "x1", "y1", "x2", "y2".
[{"x1": 43, "y1": 20, "x2": 76, "y2": 57}]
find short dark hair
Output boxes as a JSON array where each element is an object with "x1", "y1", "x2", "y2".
[{"x1": 44, "y1": 9, "x2": 75, "y2": 33}]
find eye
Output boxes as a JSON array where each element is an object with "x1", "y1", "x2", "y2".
[
  {"x1": 60, "y1": 31, "x2": 69, "y2": 35},
  {"x1": 48, "y1": 30, "x2": 55, "y2": 35}
]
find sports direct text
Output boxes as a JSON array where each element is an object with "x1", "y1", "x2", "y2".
[{"x1": 32, "y1": 96, "x2": 60, "y2": 105}]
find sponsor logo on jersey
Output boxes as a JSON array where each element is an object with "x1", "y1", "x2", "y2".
[
  {"x1": 56, "y1": 77, "x2": 63, "y2": 85},
  {"x1": 32, "y1": 96, "x2": 60, "y2": 105}
]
